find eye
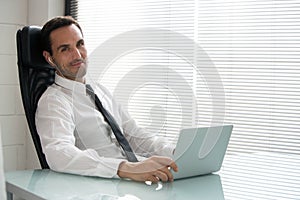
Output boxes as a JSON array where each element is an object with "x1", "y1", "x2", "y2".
[
  {"x1": 57, "y1": 44, "x2": 71, "y2": 53},
  {"x1": 77, "y1": 40, "x2": 85, "y2": 48},
  {"x1": 60, "y1": 47, "x2": 67, "y2": 52},
  {"x1": 59, "y1": 46, "x2": 69, "y2": 53}
]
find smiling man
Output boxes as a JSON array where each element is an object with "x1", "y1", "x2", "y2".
[
  {"x1": 36, "y1": 16, "x2": 178, "y2": 183},
  {"x1": 42, "y1": 18, "x2": 87, "y2": 83}
]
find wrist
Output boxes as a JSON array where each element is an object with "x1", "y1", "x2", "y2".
[{"x1": 117, "y1": 161, "x2": 134, "y2": 178}]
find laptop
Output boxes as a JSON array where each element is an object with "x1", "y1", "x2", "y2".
[{"x1": 172, "y1": 125, "x2": 233, "y2": 180}]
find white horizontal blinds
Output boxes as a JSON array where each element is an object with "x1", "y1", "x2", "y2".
[
  {"x1": 196, "y1": 0, "x2": 300, "y2": 154},
  {"x1": 76, "y1": 0, "x2": 196, "y2": 143},
  {"x1": 75, "y1": 0, "x2": 300, "y2": 154}
]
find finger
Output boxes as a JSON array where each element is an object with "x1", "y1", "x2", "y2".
[
  {"x1": 159, "y1": 167, "x2": 174, "y2": 181},
  {"x1": 169, "y1": 161, "x2": 178, "y2": 172},
  {"x1": 153, "y1": 170, "x2": 168, "y2": 182},
  {"x1": 152, "y1": 156, "x2": 177, "y2": 169},
  {"x1": 155, "y1": 157, "x2": 178, "y2": 172},
  {"x1": 146, "y1": 175, "x2": 160, "y2": 183}
]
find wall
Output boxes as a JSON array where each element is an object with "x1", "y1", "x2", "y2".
[
  {"x1": 0, "y1": 0, "x2": 29, "y2": 172},
  {"x1": 0, "y1": 0, "x2": 64, "y2": 172}
]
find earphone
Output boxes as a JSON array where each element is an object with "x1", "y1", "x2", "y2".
[{"x1": 48, "y1": 57, "x2": 55, "y2": 66}]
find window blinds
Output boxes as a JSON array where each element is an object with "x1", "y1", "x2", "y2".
[
  {"x1": 195, "y1": 0, "x2": 300, "y2": 154},
  {"x1": 69, "y1": 0, "x2": 300, "y2": 155}
]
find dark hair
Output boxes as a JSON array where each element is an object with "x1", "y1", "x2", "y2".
[{"x1": 41, "y1": 16, "x2": 83, "y2": 55}]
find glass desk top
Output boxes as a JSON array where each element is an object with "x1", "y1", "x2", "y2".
[{"x1": 5, "y1": 153, "x2": 300, "y2": 200}]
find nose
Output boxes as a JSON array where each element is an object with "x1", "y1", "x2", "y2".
[{"x1": 71, "y1": 48, "x2": 82, "y2": 59}]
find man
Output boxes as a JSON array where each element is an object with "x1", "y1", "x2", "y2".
[{"x1": 36, "y1": 16, "x2": 178, "y2": 183}]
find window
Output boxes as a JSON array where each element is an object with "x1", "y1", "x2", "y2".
[{"x1": 68, "y1": 0, "x2": 300, "y2": 155}]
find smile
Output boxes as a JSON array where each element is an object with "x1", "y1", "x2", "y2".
[{"x1": 70, "y1": 60, "x2": 85, "y2": 67}]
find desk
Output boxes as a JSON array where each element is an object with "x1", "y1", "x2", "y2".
[{"x1": 5, "y1": 153, "x2": 300, "y2": 200}]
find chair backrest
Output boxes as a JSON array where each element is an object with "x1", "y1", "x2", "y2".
[{"x1": 16, "y1": 26, "x2": 55, "y2": 169}]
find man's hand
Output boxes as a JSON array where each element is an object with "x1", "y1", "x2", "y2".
[{"x1": 117, "y1": 156, "x2": 178, "y2": 183}]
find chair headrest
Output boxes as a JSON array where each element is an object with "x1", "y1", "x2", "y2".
[{"x1": 17, "y1": 26, "x2": 52, "y2": 69}]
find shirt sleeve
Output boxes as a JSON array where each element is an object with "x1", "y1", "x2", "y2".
[{"x1": 36, "y1": 90, "x2": 125, "y2": 178}]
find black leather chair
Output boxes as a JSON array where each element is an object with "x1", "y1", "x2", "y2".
[{"x1": 16, "y1": 26, "x2": 55, "y2": 169}]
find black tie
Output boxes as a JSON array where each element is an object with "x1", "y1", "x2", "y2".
[{"x1": 86, "y1": 84, "x2": 138, "y2": 162}]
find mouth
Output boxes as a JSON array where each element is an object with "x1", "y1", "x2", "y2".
[{"x1": 70, "y1": 59, "x2": 85, "y2": 68}]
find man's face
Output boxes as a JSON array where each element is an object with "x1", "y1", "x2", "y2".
[{"x1": 44, "y1": 24, "x2": 88, "y2": 83}]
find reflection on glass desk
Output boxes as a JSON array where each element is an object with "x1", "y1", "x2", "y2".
[
  {"x1": 6, "y1": 170, "x2": 223, "y2": 200},
  {"x1": 5, "y1": 153, "x2": 300, "y2": 200}
]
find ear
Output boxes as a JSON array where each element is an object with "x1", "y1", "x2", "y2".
[{"x1": 43, "y1": 51, "x2": 56, "y2": 66}]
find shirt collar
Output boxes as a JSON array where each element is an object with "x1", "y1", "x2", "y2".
[{"x1": 54, "y1": 73, "x2": 87, "y2": 94}]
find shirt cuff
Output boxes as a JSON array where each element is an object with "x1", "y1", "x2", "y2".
[{"x1": 96, "y1": 158, "x2": 127, "y2": 178}]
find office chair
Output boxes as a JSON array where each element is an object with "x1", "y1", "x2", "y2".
[{"x1": 16, "y1": 26, "x2": 55, "y2": 169}]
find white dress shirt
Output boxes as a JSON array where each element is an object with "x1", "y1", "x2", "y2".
[{"x1": 36, "y1": 74, "x2": 175, "y2": 178}]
